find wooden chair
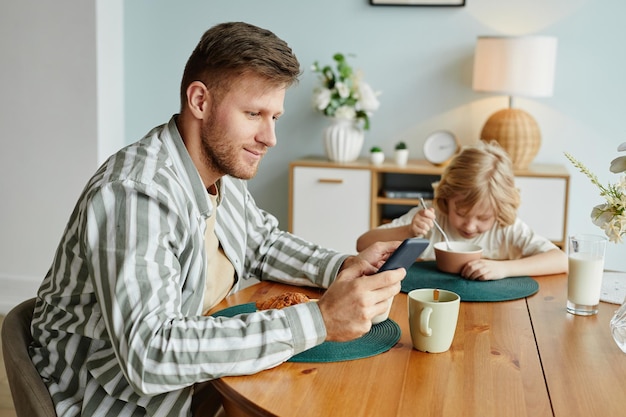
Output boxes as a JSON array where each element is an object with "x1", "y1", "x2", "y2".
[{"x1": 2, "y1": 298, "x2": 56, "y2": 416}]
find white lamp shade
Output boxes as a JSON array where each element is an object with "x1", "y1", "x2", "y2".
[{"x1": 472, "y1": 36, "x2": 558, "y2": 98}]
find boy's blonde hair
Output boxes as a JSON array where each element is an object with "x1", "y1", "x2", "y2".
[{"x1": 433, "y1": 140, "x2": 520, "y2": 227}]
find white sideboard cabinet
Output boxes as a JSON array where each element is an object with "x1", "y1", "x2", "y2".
[
  {"x1": 289, "y1": 157, "x2": 570, "y2": 253},
  {"x1": 289, "y1": 164, "x2": 371, "y2": 253}
]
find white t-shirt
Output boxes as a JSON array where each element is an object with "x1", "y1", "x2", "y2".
[{"x1": 378, "y1": 206, "x2": 558, "y2": 260}]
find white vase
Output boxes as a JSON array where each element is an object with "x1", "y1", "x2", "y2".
[
  {"x1": 395, "y1": 149, "x2": 409, "y2": 167},
  {"x1": 370, "y1": 151, "x2": 385, "y2": 166},
  {"x1": 323, "y1": 118, "x2": 364, "y2": 163}
]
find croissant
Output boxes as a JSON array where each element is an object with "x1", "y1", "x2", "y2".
[{"x1": 256, "y1": 292, "x2": 311, "y2": 310}]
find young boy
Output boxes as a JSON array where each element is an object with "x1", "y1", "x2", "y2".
[{"x1": 357, "y1": 141, "x2": 568, "y2": 280}]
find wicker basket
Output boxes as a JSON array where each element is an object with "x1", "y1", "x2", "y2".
[{"x1": 480, "y1": 108, "x2": 541, "y2": 170}]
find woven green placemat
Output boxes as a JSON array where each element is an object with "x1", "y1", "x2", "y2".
[
  {"x1": 212, "y1": 303, "x2": 401, "y2": 363},
  {"x1": 402, "y1": 261, "x2": 539, "y2": 302}
]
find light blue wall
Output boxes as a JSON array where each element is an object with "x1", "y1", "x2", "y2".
[{"x1": 124, "y1": 0, "x2": 626, "y2": 271}]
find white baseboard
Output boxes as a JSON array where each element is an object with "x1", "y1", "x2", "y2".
[{"x1": 0, "y1": 273, "x2": 41, "y2": 314}]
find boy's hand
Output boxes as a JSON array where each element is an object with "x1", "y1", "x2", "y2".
[
  {"x1": 460, "y1": 259, "x2": 507, "y2": 281},
  {"x1": 410, "y1": 207, "x2": 435, "y2": 238}
]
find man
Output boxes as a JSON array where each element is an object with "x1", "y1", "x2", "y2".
[{"x1": 30, "y1": 21, "x2": 404, "y2": 416}]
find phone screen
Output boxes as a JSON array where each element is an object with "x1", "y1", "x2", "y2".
[{"x1": 378, "y1": 238, "x2": 429, "y2": 272}]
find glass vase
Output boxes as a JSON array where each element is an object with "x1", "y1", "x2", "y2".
[{"x1": 610, "y1": 297, "x2": 626, "y2": 353}]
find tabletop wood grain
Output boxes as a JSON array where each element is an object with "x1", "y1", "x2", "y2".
[
  {"x1": 529, "y1": 275, "x2": 626, "y2": 417},
  {"x1": 205, "y1": 276, "x2": 578, "y2": 417}
]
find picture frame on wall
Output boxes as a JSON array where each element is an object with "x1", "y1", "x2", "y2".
[{"x1": 370, "y1": 0, "x2": 465, "y2": 6}]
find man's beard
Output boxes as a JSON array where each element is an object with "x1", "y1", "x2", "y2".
[{"x1": 200, "y1": 118, "x2": 259, "y2": 180}]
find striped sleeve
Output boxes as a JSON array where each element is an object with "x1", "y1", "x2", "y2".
[{"x1": 217, "y1": 176, "x2": 349, "y2": 289}]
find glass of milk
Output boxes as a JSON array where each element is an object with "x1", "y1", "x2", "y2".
[{"x1": 567, "y1": 234, "x2": 607, "y2": 316}]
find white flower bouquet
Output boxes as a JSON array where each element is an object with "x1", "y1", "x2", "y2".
[
  {"x1": 565, "y1": 142, "x2": 626, "y2": 243},
  {"x1": 311, "y1": 53, "x2": 380, "y2": 131}
]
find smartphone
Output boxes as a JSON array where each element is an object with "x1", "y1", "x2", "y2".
[{"x1": 378, "y1": 238, "x2": 429, "y2": 272}]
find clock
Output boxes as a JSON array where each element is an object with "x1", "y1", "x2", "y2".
[{"x1": 423, "y1": 130, "x2": 459, "y2": 166}]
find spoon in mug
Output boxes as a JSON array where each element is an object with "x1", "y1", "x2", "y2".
[{"x1": 419, "y1": 197, "x2": 452, "y2": 250}]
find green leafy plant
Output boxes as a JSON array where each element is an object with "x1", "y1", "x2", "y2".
[
  {"x1": 395, "y1": 141, "x2": 407, "y2": 150},
  {"x1": 370, "y1": 146, "x2": 382, "y2": 153},
  {"x1": 312, "y1": 53, "x2": 381, "y2": 131}
]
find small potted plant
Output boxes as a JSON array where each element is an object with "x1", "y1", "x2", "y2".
[
  {"x1": 369, "y1": 146, "x2": 385, "y2": 166},
  {"x1": 394, "y1": 141, "x2": 409, "y2": 167}
]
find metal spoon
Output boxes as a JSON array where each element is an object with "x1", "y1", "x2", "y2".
[{"x1": 419, "y1": 197, "x2": 452, "y2": 250}]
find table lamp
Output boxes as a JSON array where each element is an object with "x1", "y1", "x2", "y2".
[{"x1": 472, "y1": 36, "x2": 558, "y2": 170}]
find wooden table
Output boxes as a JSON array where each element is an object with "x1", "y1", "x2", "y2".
[
  {"x1": 527, "y1": 275, "x2": 626, "y2": 417},
  {"x1": 206, "y1": 274, "x2": 626, "y2": 417}
]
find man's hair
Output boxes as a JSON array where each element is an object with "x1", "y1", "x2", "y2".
[
  {"x1": 433, "y1": 140, "x2": 520, "y2": 227},
  {"x1": 180, "y1": 21, "x2": 301, "y2": 109}
]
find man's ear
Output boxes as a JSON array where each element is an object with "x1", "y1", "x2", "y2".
[{"x1": 186, "y1": 81, "x2": 210, "y2": 119}]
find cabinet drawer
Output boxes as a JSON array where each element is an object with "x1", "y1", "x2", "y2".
[{"x1": 291, "y1": 167, "x2": 371, "y2": 254}]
